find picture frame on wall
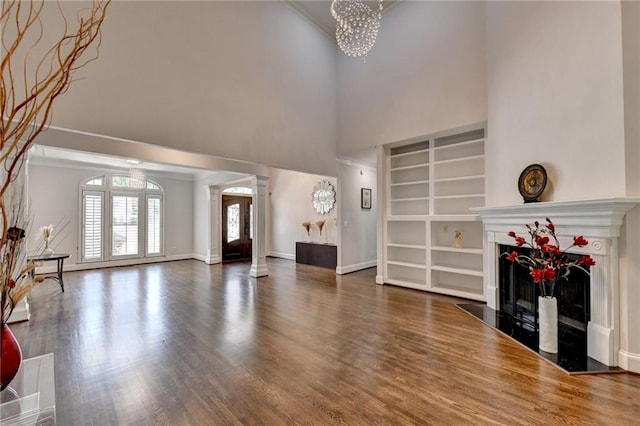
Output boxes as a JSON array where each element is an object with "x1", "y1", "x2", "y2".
[{"x1": 361, "y1": 188, "x2": 372, "y2": 209}]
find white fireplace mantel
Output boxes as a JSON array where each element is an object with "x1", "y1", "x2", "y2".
[{"x1": 472, "y1": 197, "x2": 640, "y2": 368}]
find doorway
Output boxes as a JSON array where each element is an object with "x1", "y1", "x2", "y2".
[{"x1": 222, "y1": 195, "x2": 252, "y2": 262}]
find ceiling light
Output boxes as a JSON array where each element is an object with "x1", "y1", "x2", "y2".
[
  {"x1": 331, "y1": 0, "x2": 383, "y2": 59},
  {"x1": 126, "y1": 158, "x2": 142, "y2": 165}
]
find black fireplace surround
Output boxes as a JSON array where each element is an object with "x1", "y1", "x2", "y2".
[{"x1": 498, "y1": 244, "x2": 590, "y2": 350}]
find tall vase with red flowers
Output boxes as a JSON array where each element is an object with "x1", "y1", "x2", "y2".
[{"x1": 505, "y1": 218, "x2": 595, "y2": 353}]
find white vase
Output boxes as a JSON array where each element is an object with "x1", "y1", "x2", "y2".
[{"x1": 538, "y1": 296, "x2": 558, "y2": 353}]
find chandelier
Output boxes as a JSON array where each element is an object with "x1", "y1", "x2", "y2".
[{"x1": 330, "y1": 0, "x2": 383, "y2": 59}]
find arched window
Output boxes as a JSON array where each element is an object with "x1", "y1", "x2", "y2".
[{"x1": 81, "y1": 175, "x2": 164, "y2": 262}]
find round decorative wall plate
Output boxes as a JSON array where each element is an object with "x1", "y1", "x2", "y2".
[{"x1": 518, "y1": 164, "x2": 547, "y2": 203}]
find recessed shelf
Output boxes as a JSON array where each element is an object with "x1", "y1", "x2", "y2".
[
  {"x1": 432, "y1": 138, "x2": 484, "y2": 151},
  {"x1": 434, "y1": 175, "x2": 484, "y2": 183},
  {"x1": 390, "y1": 148, "x2": 429, "y2": 158},
  {"x1": 431, "y1": 246, "x2": 483, "y2": 254},
  {"x1": 388, "y1": 260, "x2": 427, "y2": 269},
  {"x1": 390, "y1": 163, "x2": 429, "y2": 172},
  {"x1": 433, "y1": 154, "x2": 484, "y2": 166},
  {"x1": 384, "y1": 129, "x2": 485, "y2": 300},
  {"x1": 387, "y1": 243, "x2": 427, "y2": 249},
  {"x1": 391, "y1": 180, "x2": 429, "y2": 187},
  {"x1": 430, "y1": 265, "x2": 483, "y2": 277},
  {"x1": 434, "y1": 194, "x2": 485, "y2": 200}
]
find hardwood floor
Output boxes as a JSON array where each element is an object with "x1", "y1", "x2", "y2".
[{"x1": 8, "y1": 258, "x2": 640, "y2": 425}]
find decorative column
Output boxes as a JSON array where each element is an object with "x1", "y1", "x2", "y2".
[
  {"x1": 206, "y1": 185, "x2": 221, "y2": 264},
  {"x1": 250, "y1": 176, "x2": 269, "y2": 278}
]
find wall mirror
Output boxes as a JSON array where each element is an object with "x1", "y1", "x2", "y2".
[{"x1": 312, "y1": 180, "x2": 336, "y2": 215}]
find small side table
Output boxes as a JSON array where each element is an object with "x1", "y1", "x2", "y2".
[
  {"x1": 0, "y1": 353, "x2": 56, "y2": 425},
  {"x1": 27, "y1": 254, "x2": 70, "y2": 292}
]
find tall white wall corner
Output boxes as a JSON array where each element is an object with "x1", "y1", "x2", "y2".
[{"x1": 250, "y1": 176, "x2": 269, "y2": 278}]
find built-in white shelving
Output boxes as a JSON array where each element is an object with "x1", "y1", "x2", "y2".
[{"x1": 382, "y1": 128, "x2": 486, "y2": 301}]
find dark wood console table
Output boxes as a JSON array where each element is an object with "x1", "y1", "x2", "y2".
[
  {"x1": 27, "y1": 253, "x2": 70, "y2": 292},
  {"x1": 296, "y1": 242, "x2": 337, "y2": 269}
]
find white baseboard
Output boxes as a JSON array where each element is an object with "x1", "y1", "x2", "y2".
[
  {"x1": 34, "y1": 254, "x2": 195, "y2": 274},
  {"x1": 193, "y1": 253, "x2": 221, "y2": 264},
  {"x1": 375, "y1": 275, "x2": 384, "y2": 285},
  {"x1": 266, "y1": 251, "x2": 295, "y2": 261},
  {"x1": 336, "y1": 260, "x2": 376, "y2": 275},
  {"x1": 618, "y1": 349, "x2": 640, "y2": 374}
]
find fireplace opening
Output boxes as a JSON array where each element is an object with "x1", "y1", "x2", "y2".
[{"x1": 498, "y1": 244, "x2": 590, "y2": 351}]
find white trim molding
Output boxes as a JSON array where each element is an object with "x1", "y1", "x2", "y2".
[
  {"x1": 473, "y1": 197, "x2": 640, "y2": 370},
  {"x1": 336, "y1": 260, "x2": 377, "y2": 275}
]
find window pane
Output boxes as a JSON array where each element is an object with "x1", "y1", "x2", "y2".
[
  {"x1": 227, "y1": 204, "x2": 240, "y2": 243},
  {"x1": 223, "y1": 187, "x2": 252, "y2": 195},
  {"x1": 85, "y1": 177, "x2": 103, "y2": 186},
  {"x1": 112, "y1": 195, "x2": 139, "y2": 256},
  {"x1": 83, "y1": 193, "x2": 103, "y2": 260},
  {"x1": 147, "y1": 197, "x2": 161, "y2": 255},
  {"x1": 146, "y1": 181, "x2": 160, "y2": 190}
]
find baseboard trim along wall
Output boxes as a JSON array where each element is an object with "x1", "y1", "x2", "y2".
[
  {"x1": 34, "y1": 254, "x2": 195, "y2": 274},
  {"x1": 266, "y1": 251, "x2": 296, "y2": 261},
  {"x1": 336, "y1": 260, "x2": 376, "y2": 275}
]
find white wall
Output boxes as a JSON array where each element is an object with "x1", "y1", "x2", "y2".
[
  {"x1": 337, "y1": 163, "x2": 377, "y2": 274},
  {"x1": 267, "y1": 168, "x2": 337, "y2": 260},
  {"x1": 619, "y1": 0, "x2": 640, "y2": 372},
  {"x1": 485, "y1": 1, "x2": 627, "y2": 206},
  {"x1": 39, "y1": 1, "x2": 338, "y2": 177},
  {"x1": 337, "y1": 1, "x2": 487, "y2": 154},
  {"x1": 27, "y1": 163, "x2": 194, "y2": 269}
]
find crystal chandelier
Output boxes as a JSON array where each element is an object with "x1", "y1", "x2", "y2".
[{"x1": 330, "y1": 0, "x2": 383, "y2": 59}]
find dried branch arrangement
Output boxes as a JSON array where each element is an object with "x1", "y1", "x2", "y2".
[{"x1": 1, "y1": 0, "x2": 110, "y2": 323}]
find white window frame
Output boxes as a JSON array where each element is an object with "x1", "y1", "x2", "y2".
[
  {"x1": 110, "y1": 191, "x2": 142, "y2": 260},
  {"x1": 79, "y1": 174, "x2": 164, "y2": 263},
  {"x1": 81, "y1": 190, "x2": 105, "y2": 262},
  {"x1": 145, "y1": 193, "x2": 164, "y2": 257}
]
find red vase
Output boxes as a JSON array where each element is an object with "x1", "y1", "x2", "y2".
[{"x1": 1, "y1": 324, "x2": 22, "y2": 391}]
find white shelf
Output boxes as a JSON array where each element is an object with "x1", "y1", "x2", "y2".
[
  {"x1": 434, "y1": 175, "x2": 484, "y2": 183},
  {"x1": 432, "y1": 138, "x2": 484, "y2": 151},
  {"x1": 384, "y1": 129, "x2": 485, "y2": 297},
  {"x1": 431, "y1": 214, "x2": 480, "y2": 221},
  {"x1": 433, "y1": 154, "x2": 484, "y2": 166},
  {"x1": 430, "y1": 265, "x2": 483, "y2": 277},
  {"x1": 390, "y1": 148, "x2": 429, "y2": 158},
  {"x1": 387, "y1": 243, "x2": 427, "y2": 249},
  {"x1": 388, "y1": 260, "x2": 427, "y2": 269},
  {"x1": 434, "y1": 194, "x2": 485, "y2": 200},
  {"x1": 391, "y1": 180, "x2": 429, "y2": 187},
  {"x1": 431, "y1": 246, "x2": 483, "y2": 254},
  {"x1": 390, "y1": 163, "x2": 429, "y2": 172}
]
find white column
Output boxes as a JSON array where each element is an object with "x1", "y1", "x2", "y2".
[
  {"x1": 375, "y1": 145, "x2": 385, "y2": 285},
  {"x1": 250, "y1": 176, "x2": 269, "y2": 278},
  {"x1": 206, "y1": 185, "x2": 221, "y2": 265}
]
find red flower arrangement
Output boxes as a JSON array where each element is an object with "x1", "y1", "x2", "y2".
[{"x1": 505, "y1": 218, "x2": 595, "y2": 298}]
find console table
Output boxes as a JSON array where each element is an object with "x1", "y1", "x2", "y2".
[
  {"x1": 27, "y1": 253, "x2": 70, "y2": 292},
  {"x1": 296, "y1": 242, "x2": 337, "y2": 269}
]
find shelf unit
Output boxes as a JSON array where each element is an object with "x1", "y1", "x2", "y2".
[{"x1": 382, "y1": 129, "x2": 486, "y2": 301}]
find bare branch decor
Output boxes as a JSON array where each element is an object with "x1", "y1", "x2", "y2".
[{"x1": 1, "y1": 0, "x2": 110, "y2": 324}]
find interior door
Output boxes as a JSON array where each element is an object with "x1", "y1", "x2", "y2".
[{"x1": 222, "y1": 195, "x2": 252, "y2": 262}]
